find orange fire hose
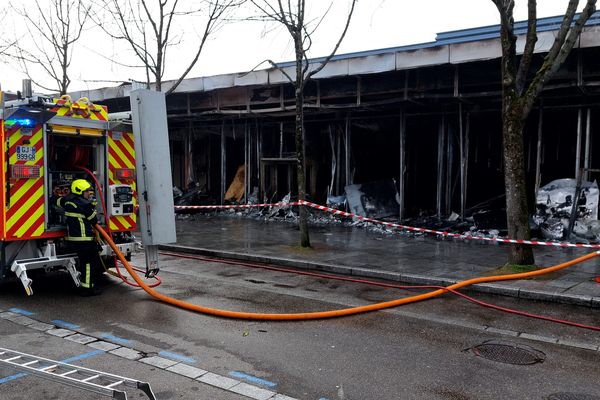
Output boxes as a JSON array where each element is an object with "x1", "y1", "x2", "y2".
[{"x1": 96, "y1": 224, "x2": 599, "y2": 321}]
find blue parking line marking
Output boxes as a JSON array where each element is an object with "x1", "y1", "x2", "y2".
[
  {"x1": 100, "y1": 333, "x2": 131, "y2": 345},
  {"x1": 8, "y1": 308, "x2": 34, "y2": 316},
  {"x1": 51, "y1": 320, "x2": 80, "y2": 330},
  {"x1": 0, "y1": 350, "x2": 104, "y2": 385},
  {"x1": 0, "y1": 372, "x2": 27, "y2": 384},
  {"x1": 228, "y1": 371, "x2": 277, "y2": 388},
  {"x1": 158, "y1": 351, "x2": 196, "y2": 364},
  {"x1": 62, "y1": 349, "x2": 105, "y2": 363}
]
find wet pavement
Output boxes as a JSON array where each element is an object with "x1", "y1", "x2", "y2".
[
  {"x1": 4, "y1": 250, "x2": 600, "y2": 400},
  {"x1": 163, "y1": 214, "x2": 600, "y2": 308}
]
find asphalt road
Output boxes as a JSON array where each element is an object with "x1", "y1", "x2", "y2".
[{"x1": 1, "y1": 252, "x2": 599, "y2": 400}]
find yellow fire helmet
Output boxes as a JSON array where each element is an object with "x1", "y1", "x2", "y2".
[{"x1": 71, "y1": 179, "x2": 93, "y2": 195}]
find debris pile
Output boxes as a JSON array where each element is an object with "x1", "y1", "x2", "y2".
[
  {"x1": 176, "y1": 177, "x2": 600, "y2": 245},
  {"x1": 173, "y1": 182, "x2": 213, "y2": 210},
  {"x1": 533, "y1": 178, "x2": 599, "y2": 242},
  {"x1": 344, "y1": 179, "x2": 400, "y2": 219}
]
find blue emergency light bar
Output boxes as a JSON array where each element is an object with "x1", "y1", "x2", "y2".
[
  {"x1": 2, "y1": 106, "x2": 55, "y2": 126},
  {"x1": 4, "y1": 118, "x2": 35, "y2": 127}
]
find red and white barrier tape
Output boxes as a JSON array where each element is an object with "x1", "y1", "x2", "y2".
[
  {"x1": 174, "y1": 201, "x2": 600, "y2": 249},
  {"x1": 175, "y1": 202, "x2": 295, "y2": 210}
]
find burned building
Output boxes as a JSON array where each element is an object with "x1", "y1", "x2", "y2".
[{"x1": 74, "y1": 14, "x2": 600, "y2": 223}]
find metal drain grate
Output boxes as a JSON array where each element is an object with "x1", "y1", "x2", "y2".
[
  {"x1": 546, "y1": 394, "x2": 600, "y2": 400},
  {"x1": 471, "y1": 341, "x2": 545, "y2": 365}
]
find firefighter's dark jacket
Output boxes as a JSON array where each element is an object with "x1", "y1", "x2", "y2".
[{"x1": 54, "y1": 194, "x2": 98, "y2": 241}]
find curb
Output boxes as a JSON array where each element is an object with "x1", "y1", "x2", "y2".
[{"x1": 158, "y1": 244, "x2": 599, "y2": 309}]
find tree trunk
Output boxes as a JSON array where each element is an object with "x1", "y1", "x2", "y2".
[
  {"x1": 296, "y1": 86, "x2": 310, "y2": 248},
  {"x1": 502, "y1": 100, "x2": 534, "y2": 265}
]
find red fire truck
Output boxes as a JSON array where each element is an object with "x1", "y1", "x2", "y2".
[{"x1": 0, "y1": 86, "x2": 139, "y2": 295}]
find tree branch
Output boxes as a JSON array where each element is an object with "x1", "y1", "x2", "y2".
[
  {"x1": 544, "y1": 0, "x2": 579, "y2": 64},
  {"x1": 166, "y1": 0, "x2": 243, "y2": 94},
  {"x1": 8, "y1": 0, "x2": 91, "y2": 94},
  {"x1": 515, "y1": 0, "x2": 537, "y2": 94},
  {"x1": 522, "y1": 0, "x2": 597, "y2": 115},
  {"x1": 306, "y1": 0, "x2": 356, "y2": 80}
]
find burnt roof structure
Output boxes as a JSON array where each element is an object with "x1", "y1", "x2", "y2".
[{"x1": 72, "y1": 13, "x2": 600, "y2": 221}]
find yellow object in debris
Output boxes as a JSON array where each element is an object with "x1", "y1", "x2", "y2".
[{"x1": 224, "y1": 165, "x2": 245, "y2": 203}]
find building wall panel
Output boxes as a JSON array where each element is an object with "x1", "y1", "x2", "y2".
[
  {"x1": 348, "y1": 53, "x2": 395, "y2": 75},
  {"x1": 396, "y1": 46, "x2": 449, "y2": 70}
]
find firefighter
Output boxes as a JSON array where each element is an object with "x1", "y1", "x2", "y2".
[{"x1": 54, "y1": 179, "x2": 102, "y2": 296}]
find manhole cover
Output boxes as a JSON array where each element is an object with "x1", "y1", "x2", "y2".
[
  {"x1": 471, "y1": 341, "x2": 545, "y2": 365},
  {"x1": 546, "y1": 394, "x2": 600, "y2": 400}
]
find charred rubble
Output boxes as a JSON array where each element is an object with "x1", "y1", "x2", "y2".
[{"x1": 175, "y1": 173, "x2": 600, "y2": 245}]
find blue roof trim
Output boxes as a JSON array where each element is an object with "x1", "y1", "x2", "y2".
[
  {"x1": 436, "y1": 11, "x2": 600, "y2": 42},
  {"x1": 437, "y1": 14, "x2": 567, "y2": 40},
  {"x1": 275, "y1": 11, "x2": 600, "y2": 68}
]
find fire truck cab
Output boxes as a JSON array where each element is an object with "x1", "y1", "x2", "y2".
[{"x1": 0, "y1": 85, "x2": 139, "y2": 295}]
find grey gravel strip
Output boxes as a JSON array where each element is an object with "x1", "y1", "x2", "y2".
[
  {"x1": 519, "y1": 332, "x2": 559, "y2": 344},
  {"x1": 484, "y1": 327, "x2": 600, "y2": 353},
  {"x1": 47, "y1": 328, "x2": 75, "y2": 338},
  {"x1": 270, "y1": 395, "x2": 299, "y2": 400},
  {"x1": 65, "y1": 333, "x2": 97, "y2": 345},
  {"x1": 8, "y1": 315, "x2": 37, "y2": 326},
  {"x1": 109, "y1": 347, "x2": 143, "y2": 360},
  {"x1": 392, "y1": 309, "x2": 485, "y2": 331},
  {"x1": 87, "y1": 341, "x2": 121, "y2": 351},
  {"x1": 166, "y1": 363, "x2": 207, "y2": 379},
  {"x1": 557, "y1": 339, "x2": 599, "y2": 351},
  {"x1": 197, "y1": 372, "x2": 240, "y2": 390},
  {"x1": 269, "y1": 395, "x2": 299, "y2": 400},
  {"x1": 27, "y1": 322, "x2": 55, "y2": 331},
  {"x1": 484, "y1": 326, "x2": 520, "y2": 337},
  {"x1": 139, "y1": 356, "x2": 178, "y2": 369},
  {"x1": 0, "y1": 312, "x2": 37, "y2": 325},
  {"x1": 0, "y1": 311, "x2": 19, "y2": 319},
  {"x1": 230, "y1": 382, "x2": 276, "y2": 400}
]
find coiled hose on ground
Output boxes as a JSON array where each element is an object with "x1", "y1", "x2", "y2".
[{"x1": 96, "y1": 224, "x2": 600, "y2": 321}]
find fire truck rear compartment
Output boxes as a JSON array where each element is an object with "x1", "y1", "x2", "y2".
[{"x1": 47, "y1": 133, "x2": 107, "y2": 230}]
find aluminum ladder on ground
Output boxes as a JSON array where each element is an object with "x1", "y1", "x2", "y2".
[{"x1": 0, "y1": 348, "x2": 156, "y2": 400}]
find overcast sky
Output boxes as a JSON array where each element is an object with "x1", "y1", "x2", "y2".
[{"x1": 0, "y1": 1, "x2": 588, "y2": 93}]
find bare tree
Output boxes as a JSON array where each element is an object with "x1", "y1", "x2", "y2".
[
  {"x1": 492, "y1": 0, "x2": 596, "y2": 265},
  {"x1": 8, "y1": 0, "x2": 91, "y2": 95},
  {"x1": 0, "y1": 41, "x2": 14, "y2": 58},
  {"x1": 0, "y1": 7, "x2": 16, "y2": 59},
  {"x1": 96, "y1": 0, "x2": 243, "y2": 94},
  {"x1": 251, "y1": 0, "x2": 357, "y2": 248}
]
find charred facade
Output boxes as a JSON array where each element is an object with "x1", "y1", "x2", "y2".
[{"x1": 80, "y1": 14, "x2": 600, "y2": 221}]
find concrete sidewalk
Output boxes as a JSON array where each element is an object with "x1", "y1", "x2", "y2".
[{"x1": 161, "y1": 214, "x2": 600, "y2": 308}]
